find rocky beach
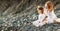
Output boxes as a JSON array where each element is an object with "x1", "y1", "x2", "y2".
[{"x1": 0, "y1": 0, "x2": 60, "y2": 31}]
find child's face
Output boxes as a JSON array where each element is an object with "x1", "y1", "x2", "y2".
[
  {"x1": 37, "y1": 8, "x2": 43, "y2": 14},
  {"x1": 37, "y1": 6, "x2": 43, "y2": 14}
]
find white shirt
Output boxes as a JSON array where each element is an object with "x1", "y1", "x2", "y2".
[
  {"x1": 38, "y1": 14, "x2": 46, "y2": 22},
  {"x1": 44, "y1": 8, "x2": 57, "y2": 23}
]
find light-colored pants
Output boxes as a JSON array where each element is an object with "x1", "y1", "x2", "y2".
[
  {"x1": 32, "y1": 18, "x2": 60, "y2": 27},
  {"x1": 47, "y1": 18, "x2": 60, "y2": 24},
  {"x1": 55, "y1": 18, "x2": 60, "y2": 22},
  {"x1": 32, "y1": 20, "x2": 46, "y2": 27}
]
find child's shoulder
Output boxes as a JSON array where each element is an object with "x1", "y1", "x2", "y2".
[{"x1": 39, "y1": 14, "x2": 45, "y2": 16}]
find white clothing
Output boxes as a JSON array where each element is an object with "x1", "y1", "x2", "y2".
[
  {"x1": 55, "y1": 18, "x2": 60, "y2": 22},
  {"x1": 44, "y1": 8, "x2": 54, "y2": 16},
  {"x1": 32, "y1": 20, "x2": 46, "y2": 27},
  {"x1": 32, "y1": 14, "x2": 46, "y2": 27},
  {"x1": 47, "y1": 11, "x2": 57, "y2": 24},
  {"x1": 44, "y1": 8, "x2": 57, "y2": 24},
  {"x1": 32, "y1": 20, "x2": 40, "y2": 27},
  {"x1": 38, "y1": 14, "x2": 46, "y2": 22}
]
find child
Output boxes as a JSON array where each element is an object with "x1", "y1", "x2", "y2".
[
  {"x1": 44, "y1": 1, "x2": 60, "y2": 24},
  {"x1": 32, "y1": 6, "x2": 47, "y2": 27}
]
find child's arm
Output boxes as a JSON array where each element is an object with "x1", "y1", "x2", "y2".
[
  {"x1": 42, "y1": 16, "x2": 47, "y2": 22},
  {"x1": 38, "y1": 15, "x2": 47, "y2": 22}
]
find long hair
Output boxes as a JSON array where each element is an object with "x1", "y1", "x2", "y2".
[{"x1": 45, "y1": 1, "x2": 54, "y2": 11}]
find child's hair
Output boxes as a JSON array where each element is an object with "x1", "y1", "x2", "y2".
[
  {"x1": 45, "y1": 1, "x2": 54, "y2": 10},
  {"x1": 37, "y1": 6, "x2": 43, "y2": 14}
]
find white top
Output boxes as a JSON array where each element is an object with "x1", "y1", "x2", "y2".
[
  {"x1": 47, "y1": 11, "x2": 57, "y2": 23},
  {"x1": 44, "y1": 8, "x2": 57, "y2": 19},
  {"x1": 44, "y1": 8, "x2": 57, "y2": 23},
  {"x1": 48, "y1": 11, "x2": 57, "y2": 18},
  {"x1": 38, "y1": 14, "x2": 46, "y2": 22}
]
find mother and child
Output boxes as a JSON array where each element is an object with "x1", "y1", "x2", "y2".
[{"x1": 32, "y1": 1, "x2": 60, "y2": 27}]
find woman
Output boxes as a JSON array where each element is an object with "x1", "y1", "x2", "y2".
[{"x1": 44, "y1": 1, "x2": 60, "y2": 24}]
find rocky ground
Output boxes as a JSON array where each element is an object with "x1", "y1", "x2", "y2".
[{"x1": 0, "y1": 0, "x2": 60, "y2": 31}]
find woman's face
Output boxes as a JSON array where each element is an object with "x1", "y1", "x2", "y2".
[
  {"x1": 46, "y1": 5, "x2": 52, "y2": 11},
  {"x1": 45, "y1": 1, "x2": 54, "y2": 12}
]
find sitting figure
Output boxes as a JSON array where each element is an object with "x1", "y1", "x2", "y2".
[
  {"x1": 44, "y1": 1, "x2": 60, "y2": 24},
  {"x1": 32, "y1": 6, "x2": 47, "y2": 27}
]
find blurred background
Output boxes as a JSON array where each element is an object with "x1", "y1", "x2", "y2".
[{"x1": 0, "y1": 0, "x2": 60, "y2": 31}]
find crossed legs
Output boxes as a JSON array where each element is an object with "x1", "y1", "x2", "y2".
[
  {"x1": 32, "y1": 19, "x2": 47, "y2": 27},
  {"x1": 32, "y1": 18, "x2": 60, "y2": 27}
]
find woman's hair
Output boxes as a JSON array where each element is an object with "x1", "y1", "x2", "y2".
[
  {"x1": 37, "y1": 6, "x2": 43, "y2": 13},
  {"x1": 45, "y1": 1, "x2": 54, "y2": 10}
]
